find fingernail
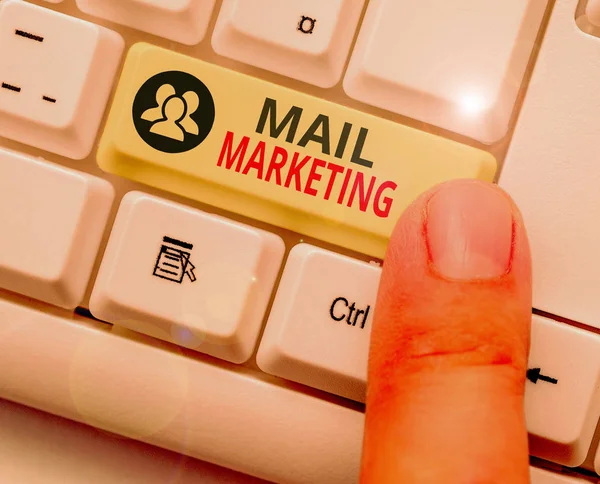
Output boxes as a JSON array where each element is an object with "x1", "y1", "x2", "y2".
[{"x1": 426, "y1": 182, "x2": 513, "y2": 280}]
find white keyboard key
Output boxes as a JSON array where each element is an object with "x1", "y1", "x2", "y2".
[
  {"x1": 257, "y1": 245, "x2": 380, "y2": 402},
  {"x1": 526, "y1": 315, "x2": 600, "y2": 467},
  {"x1": 0, "y1": 400, "x2": 265, "y2": 484},
  {"x1": 344, "y1": 0, "x2": 548, "y2": 143},
  {"x1": 212, "y1": 0, "x2": 365, "y2": 88},
  {"x1": 0, "y1": 298, "x2": 363, "y2": 484},
  {"x1": 76, "y1": 0, "x2": 217, "y2": 45},
  {"x1": 593, "y1": 439, "x2": 600, "y2": 475},
  {"x1": 0, "y1": 0, "x2": 123, "y2": 159},
  {"x1": 0, "y1": 148, "x2": 114, "y2": 309},
  {"x1": 531, "y1": 467, "x2": 589, "y2": 484},
  {"x1": 499, "y1": 0, "x2": 600, "y2": 329},
  {"x1": 586, "y1": 0, "x2": 600, "y2": 27},
  {"x1": 89, "y1": 192, "x2": 284, "y2": 364}
]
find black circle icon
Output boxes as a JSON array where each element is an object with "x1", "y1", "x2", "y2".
[{"x1": 132, "y1": 71, "x2": 215, "y2": 154}]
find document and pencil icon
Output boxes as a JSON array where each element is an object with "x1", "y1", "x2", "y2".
[{"x1": 153, "y1": 236, "x2": 197, "y2": 284}]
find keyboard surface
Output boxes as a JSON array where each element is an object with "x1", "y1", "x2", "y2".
[{"x1": 2, "y1": 0, "x2": 600, "y2": 482}]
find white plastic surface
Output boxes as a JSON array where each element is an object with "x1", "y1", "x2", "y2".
[
  {"x1": 530, "y1": 467, "x2": 590, "y2": 483},
  {"x1": 0, "y1": 297, "x2": 364, "y2": 484},
  {"x1": 499, "y1": 0, "x2": 600, "y2": 329},
  {"x1": 525, "y1": 315, "x2": 600, "y2": 467},
  {"x1": 257, "y1": 244, "x2": 380, "y2": 402},
  {"x1": 212, "y1": 0, "x2": 365, "y2": 87},
  {"x1": 89, "y1": 192, "x2": 284, "y2": 364},
  {"x1": 0, "y1": 148, "x2": 114, "y2": 308},
  {"x1": 344, "y1": 0, "x2": 548, "y2": 143},
  {"x1": 0, "y1": 402, "x2": 576, "y2": 484},
  {"x1": 76, "y1": 0, "x2": 217, "y2": 45},
  {"x1": 0, "y1": 399, "x2": 265, "y2": 484},
  {"x1": 0, "y1": 0, "x2": 123, "y2": 158}
]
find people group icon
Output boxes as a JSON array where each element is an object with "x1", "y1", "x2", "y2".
[
  {"x1": 141, "y1": 84, "x2": 200, "y2": 142},
  {"x1": 133, "y1": 70, "x2": 215, "y2": 154}
]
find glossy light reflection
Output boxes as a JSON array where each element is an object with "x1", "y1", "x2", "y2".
[{"x1": 459, "y1": 93, "x2": 488, "y2": 117}]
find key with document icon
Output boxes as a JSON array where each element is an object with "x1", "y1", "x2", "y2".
[
  {"x1": 153, "y1": 236, "x2": 197, "y2": 284},
  {"x1": 89, "y1": 192, "x2": 284, "y2": 363}
]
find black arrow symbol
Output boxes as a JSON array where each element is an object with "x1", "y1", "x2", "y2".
[{"x1": 527, "y1": 368, "x2": 558, "y2": 385}]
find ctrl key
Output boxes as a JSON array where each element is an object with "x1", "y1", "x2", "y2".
[
  {"x1": 89, "y1": 192, "x2": 284, "y2": 364},
  {"x1": 257, "y1": 244, "x2": 381, "y2": 402}
]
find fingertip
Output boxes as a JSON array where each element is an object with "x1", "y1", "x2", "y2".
[{"x1": 387, "y1": 179, "x2": 530, "y2": 279}]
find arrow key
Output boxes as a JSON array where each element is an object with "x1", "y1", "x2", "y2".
[{"x1": 526, "y1": 314, "x2": 600, "y2": 467}]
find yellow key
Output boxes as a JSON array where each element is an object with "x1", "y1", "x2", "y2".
[{"x1": 98, "y1": 43, "x2": 496, "y2": 258}]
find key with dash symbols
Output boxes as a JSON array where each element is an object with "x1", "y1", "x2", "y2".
[{"x1": 0, "y1": 0, "x2": 123, "y2": 158}]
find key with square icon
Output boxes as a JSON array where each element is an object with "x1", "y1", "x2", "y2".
[{"x1": 212, "y1": 0, "x2": 366, "y2": 87}]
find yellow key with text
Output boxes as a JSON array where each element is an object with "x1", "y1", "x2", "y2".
[{"x1": 98, "y1": 43, "x2": 496, "y2": 258}]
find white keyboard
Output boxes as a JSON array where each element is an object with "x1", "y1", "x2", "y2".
[{"x1": 2, "y1": 0, "x2": 600, "y2": 482}]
